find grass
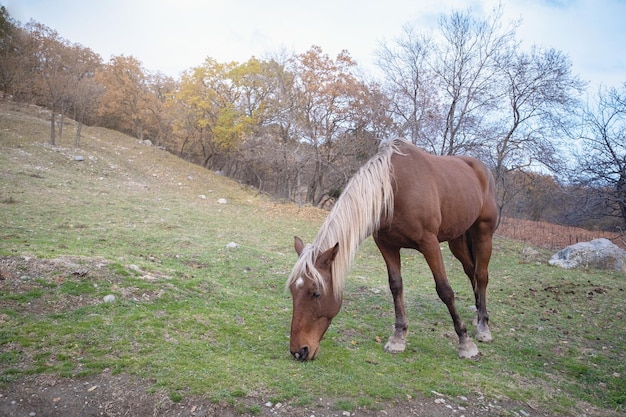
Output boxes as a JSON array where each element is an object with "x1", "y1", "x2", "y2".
[{"x1": 1, "y1": 106, "x2": 625, "y2": 414}]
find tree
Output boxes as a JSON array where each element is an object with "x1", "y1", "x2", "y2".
[
  {"x1": 291, "y1": 46, "x2": 381, "y2": 204},
  {"x1": 574, "y1": 84, "x2": 626, "y2": 227},
  {"x1": 375, "y1": 25, "x2": 440, "y2": 146},
  {"x1": 96, "y1": 55, "x2": 151, "y2": 140},
  {"x1": 65, "y1": 44, "x2": 102, "y2": 146},
  {"x1": 377, "y1": 6, "x2": 517, "y2": 156},
  {"x1": 144, "y1": 72, "x2": 177, "y2": 147},
  {"x1": 377, "y1": 6, "x2": 584, "y2": 223},
  {"x1": 24, "y1": 21, "x2": 74, "y2": 145},
  {"x1": 490, "y1": 46, "x2": 585, "y2": 219},
  {"x1": 170, "y1": 58, "x2": 242, "y2": 167},
  {"x1": 0, "y1": 6, "x2": 22, "y2": 102}
]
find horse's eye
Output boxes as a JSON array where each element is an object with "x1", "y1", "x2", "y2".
[{"x1": 312, "y1": 291, "x2": 321, "y2": 299}]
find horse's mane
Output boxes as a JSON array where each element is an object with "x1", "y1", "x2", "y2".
[{"x1": 287, "y1": 139, "x2": 401, "y2": 298}]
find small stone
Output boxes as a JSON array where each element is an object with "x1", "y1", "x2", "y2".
[
  {"x1": 103, "y1": 294, "x2": 116, "y2": 303},
  {"x1": 226, "y1": 242, "x2": 238, "y2": 249},
  {"x1": 217, "y1": 198, "x2": 228, "y2": 204},
  {"x1": 199, "y1": 194, "x2": 206, "y2": 199},
  {"x1": 74, "y1": 156, "x2": 84, "y2": 161},
  {"x1": 265, "y1": 401, "x2": 273, "y2": 407}
]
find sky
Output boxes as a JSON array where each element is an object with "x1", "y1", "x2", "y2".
[{"x1": 4, "y1": 0, "x2": 626, "y2": 90}]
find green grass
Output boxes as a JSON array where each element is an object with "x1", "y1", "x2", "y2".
[{"x1": 0, "y1": 107, "x2": 624, "y2": 414}]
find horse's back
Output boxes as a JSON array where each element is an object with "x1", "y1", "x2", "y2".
[{"x1": 386, "y1": 141, "x2": 497, "y2": 243}]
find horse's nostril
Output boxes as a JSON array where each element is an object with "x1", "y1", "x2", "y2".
[{"x1": 292, "y1": 346, "x2": 309, "y2": 361}]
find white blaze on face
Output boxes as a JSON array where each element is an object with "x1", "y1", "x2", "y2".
[{"x1": 295, "y1": 277, "x2": 304, "y2": 289}]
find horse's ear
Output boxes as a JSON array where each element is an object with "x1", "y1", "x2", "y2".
[
  {"x1": 294, "y1": 236, "x2": 305, "y2": 256},
  {"x1": 317, "y1": 243, "x2": 339, "y2": 270}
]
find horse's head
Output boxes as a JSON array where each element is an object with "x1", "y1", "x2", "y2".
[{"x1": 288, "y1": 236, "x2": 342, "y2": 361}]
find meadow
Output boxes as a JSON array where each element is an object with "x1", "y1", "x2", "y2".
[{"x1": 1, "y1": 107, "x2": 624, "y2": 416}]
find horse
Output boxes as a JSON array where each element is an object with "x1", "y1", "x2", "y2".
[{"x1": 286, "y1": 138, "x2": 498, "y2": 361}]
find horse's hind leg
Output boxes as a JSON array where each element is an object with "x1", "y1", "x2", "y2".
[
  {"x1": 449, "y1": 234, "x2": 492, "y2": 343},
  {"x1": 375, "y1": 240, "x2": 408, "y2": 353},
  {"x1": 452, "y1": 228, "x2": 495, "y2": 342},
  {"x1": 421, "y1": 236, "x2": 479, "y2": 359},
  {"x1": 470, "y1": 229, "x2": 493, "y2": 342}
]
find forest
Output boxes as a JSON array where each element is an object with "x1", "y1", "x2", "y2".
[{"x1": 1, "y1": 5, "x2": 624, "y2": 233}]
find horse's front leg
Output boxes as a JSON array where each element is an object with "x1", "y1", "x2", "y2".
[
  {"x1": 385, "y1": 268, "x2": 408, "y2": 353},
  {"x1": 375, "y1": 240, "x2": 408, "y2": 353}
]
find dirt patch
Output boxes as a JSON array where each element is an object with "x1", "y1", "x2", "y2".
[
  {"x1": 0, "y1": 371, "x2": 567, "y2": 417},
  {"x1": 0, "y1": 255, "x2": 110, "y2": 315}
]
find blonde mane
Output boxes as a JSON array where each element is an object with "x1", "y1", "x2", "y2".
[{"x1": 287, "y1": 139, "x2": 401, "y2": 298}]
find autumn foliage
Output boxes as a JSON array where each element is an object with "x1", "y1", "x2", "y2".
[{"x1": 1, "y1": 5, "x2": 624, "y2": 234}]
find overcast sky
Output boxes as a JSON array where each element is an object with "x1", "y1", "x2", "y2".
[{"x1": 4, "y1": 0, "x2": 625, "y2": 89}]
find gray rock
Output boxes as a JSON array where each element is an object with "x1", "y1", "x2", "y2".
[
  {"x1": 549, "y1": 238, "x2": 626, "y2": 273},
  {"x1": 103, "y1": 294, "x2": 116, "y2": 303}
]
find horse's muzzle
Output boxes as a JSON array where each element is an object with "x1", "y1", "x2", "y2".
[{"x1": 291, "y1": 346, "x2": 309, "y2": 361}]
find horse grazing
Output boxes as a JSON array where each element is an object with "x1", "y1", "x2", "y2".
[{"x1": 286, "y1": 139, "x2": 498, "y2": 361}]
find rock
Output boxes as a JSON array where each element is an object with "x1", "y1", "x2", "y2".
[
  {"x1": 521, "y1": 247, "x2": 541, "y2": 263},
  {"x1": 74, "y1": 156, "x2": 84, "y2": 161},
  {"x1": 128, "y1": 264, "x2": 144, "y2": 274},
  {"x1": 217, "y1": 198, "x2": 228, "y2": 204},
  {"x1": 226, "y1": 242, "x2": 238, "y2": 249},
  {"x1": 103, "y1": 294, "x2": 116, "y2": 303},
  {"x1": 549, "y1": 238, "x2": 626, "y2": 273}
]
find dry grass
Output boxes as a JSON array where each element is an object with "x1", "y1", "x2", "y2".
[{"x1": 497, "y1": 217, "x2": 625, "y2": 250}]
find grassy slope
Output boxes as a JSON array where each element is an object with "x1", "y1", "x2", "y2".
[{"x1": 1, "y1": 107, "x2": 624, "y2": 415}]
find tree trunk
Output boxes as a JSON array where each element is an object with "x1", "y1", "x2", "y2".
[
  {"x1": 50, "y1": 113, "x2": 56, "y2": 146},
  {"x1": 58, "y1": 112, "x2": 64, "y2": 138},
  {"x1": 75, "y1": 122, "x2": 82, "y2": 148}
]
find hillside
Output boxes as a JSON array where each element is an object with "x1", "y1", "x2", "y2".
[{"x1": 1, "y1": 107, "x2": 624, "y2": 417}]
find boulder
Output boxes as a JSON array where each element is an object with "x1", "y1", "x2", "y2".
[
  {"x1": 549, "y1": 238, "x2": 626, "y2": 273},
  {"x1": 521, "y1": 247, "x2": 542, "y2": 264}
]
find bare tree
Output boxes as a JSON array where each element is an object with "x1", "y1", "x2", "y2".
[
  {"x1": 489, "y1": 46, "x2": 585, "y2": 219},
  {"x1": 574, "y1": 84, "x2": 626, "y2": 226},
  {"x1": 375, "y1": 25, "x2": 440, "y2": 146},
  {"x1": 376, "y1": 6, "x2": 517, "y2": 156},
  {"x1": 434, "y1": 7, "x2": 517, "y2": 156}
]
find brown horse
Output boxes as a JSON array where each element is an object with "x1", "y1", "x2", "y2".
[{"x1": 286, "y1": 139, "x2": 498, "y2": 361}]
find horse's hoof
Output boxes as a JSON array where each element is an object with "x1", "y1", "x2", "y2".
[
  {"x1": 458, "y1": 339, "x2": 480, "y2": 359},
  {"x1": 384, "y1": 337, "x2": 406, "y2": 353},
  {"x1": 476, "y1": 324, "x2": 493, "y2": 342},
  {"x1": 476, "y1": 330, "x2": 493, "y2": 343}
]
